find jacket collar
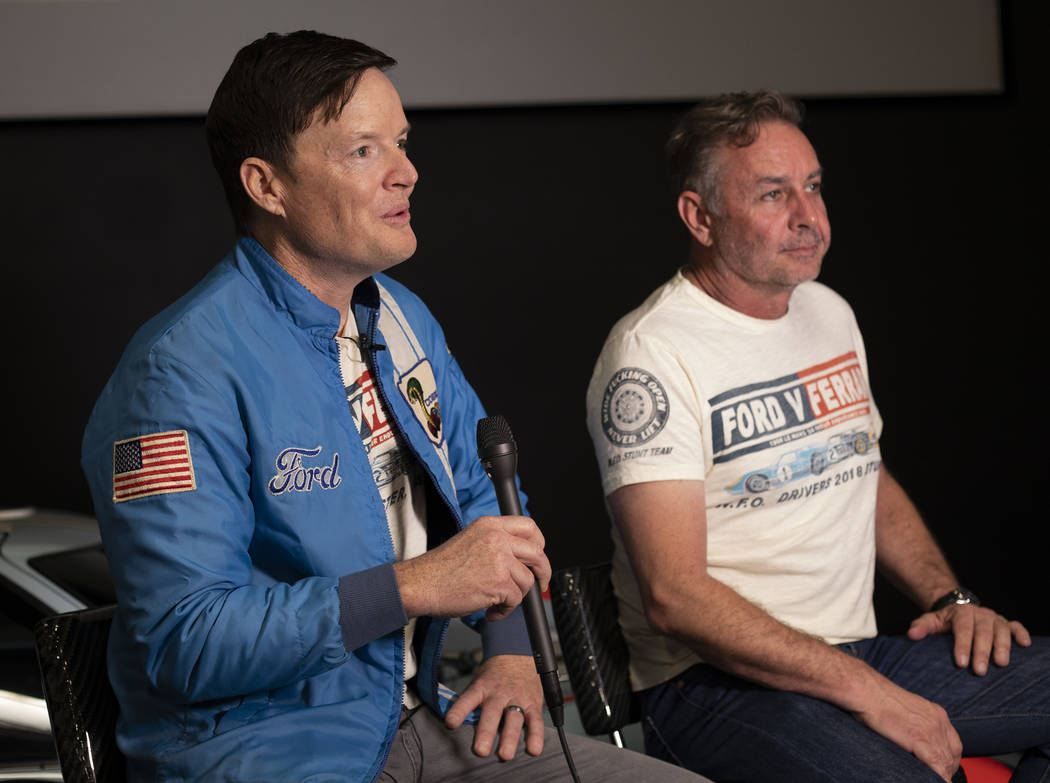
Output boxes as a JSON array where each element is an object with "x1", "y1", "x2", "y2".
[{"x1": 234, "y1": 235, "x2": 382, "y2": 335}]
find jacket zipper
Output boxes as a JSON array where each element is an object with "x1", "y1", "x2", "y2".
[{"x1": 361, "y1": 305, "x2": 460, "y2": 727}]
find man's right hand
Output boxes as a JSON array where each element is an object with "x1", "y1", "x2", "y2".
[
  {"x1": 851, "y1": 678, "x2": 962, "y2": 782},
  {"x1": 393, "y1": 515, "x2": 550, "y2": 621}
]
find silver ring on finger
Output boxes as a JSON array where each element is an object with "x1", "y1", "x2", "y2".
[{"x1": 504, "y1": 704, "x2": 525, "y2": 716}]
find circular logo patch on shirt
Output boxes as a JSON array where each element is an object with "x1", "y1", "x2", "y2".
[{"x1": 601, "y1": 367, "x2": 670, "y2": 446}]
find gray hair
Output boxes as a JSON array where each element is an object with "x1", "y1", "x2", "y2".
[{"x1": 666, "y1": 89, "x2": 804, "y2": 211}]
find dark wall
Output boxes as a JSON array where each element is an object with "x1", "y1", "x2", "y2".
[{"x1": 2, "y1": 3, "x2": 1041, "y2": 633}]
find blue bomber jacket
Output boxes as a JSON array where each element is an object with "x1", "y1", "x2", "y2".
[{"x1": 81, "y1": 237, "x2": 530, "y2": 782}]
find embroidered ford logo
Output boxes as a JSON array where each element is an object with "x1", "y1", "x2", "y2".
[{"x1": 268, "y1": 446, "x2": 342, "y2": 495}]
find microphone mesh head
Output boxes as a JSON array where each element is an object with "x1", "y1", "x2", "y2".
[{"x1": 476, "y1": 414, "x2": 515, "y2": 450}]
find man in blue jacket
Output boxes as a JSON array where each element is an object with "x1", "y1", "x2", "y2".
[{"x1": 81, "y1": 30, "x2": 707, "y2": 783}]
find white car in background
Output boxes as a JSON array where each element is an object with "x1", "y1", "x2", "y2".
[{"x1": 0, "y1": 507, "x2": 115, "y2": 781}]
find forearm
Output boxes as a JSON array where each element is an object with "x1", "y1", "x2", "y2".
[
  {"x1": 874, "y1": 467, "x2": 957, "y2": 609},
  {"x1": 651, "y1": 569, "x2": 894, "y2": 712},
  {"x1": 611, "y1": 478, "x2": 962, "y2": 780},
  {"x1": 610, "y1": 480, "x2": 892, "y2": 713},
  {"x1": 641, "y1": 549, "x2": 961, "y2": 780}
]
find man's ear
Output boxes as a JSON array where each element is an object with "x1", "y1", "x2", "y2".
[
  {"x1": 677, "y1": 190, "x2": 715, "y2": 247},
  {"x1": 240, "y1": 157, "x2": 287, "y2": 219}
]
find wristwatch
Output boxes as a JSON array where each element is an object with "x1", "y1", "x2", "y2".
[{"x1": 930, "y1": 587, "x2": 980, "y2": 612}]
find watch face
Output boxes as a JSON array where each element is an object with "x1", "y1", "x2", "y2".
[{"x1": 933, "y1": 588, "x2": 979, "y2": 611}]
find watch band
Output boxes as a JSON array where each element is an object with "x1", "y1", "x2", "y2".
[{"x1": 930, "y1": 587, "x2": 980, "y2": 612}]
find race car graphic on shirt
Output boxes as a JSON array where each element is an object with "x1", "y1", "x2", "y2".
[
  {"x1": 713, "y1": 352, "x2": 879, "y2": 495},
  {"x1": 724, "y1": 426, "x2": 876, "y2": 495}
]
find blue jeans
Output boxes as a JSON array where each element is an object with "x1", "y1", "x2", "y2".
[{"x1": 640, "y1": 635, "x2": 1050, "y2": 782}]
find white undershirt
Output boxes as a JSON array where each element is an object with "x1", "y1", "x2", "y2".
[{"x1": 337, "y1": 316, "x2": 428, "y2": 707}]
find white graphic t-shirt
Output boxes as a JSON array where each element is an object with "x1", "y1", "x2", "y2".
[
  {"x1": 587, "y1": 273, "x2": 884, "y2": 690},
  {"x1": 337, "y1": 317, "x2": 427, "y2": 707}
]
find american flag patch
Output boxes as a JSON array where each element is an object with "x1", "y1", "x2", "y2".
[{"x1": 112, "y1": 430, "x2": 196, "y2": 503}]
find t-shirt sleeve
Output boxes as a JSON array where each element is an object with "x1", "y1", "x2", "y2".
[{"x1": 586, "y1": 332, "x2": 707, "y2": 496}]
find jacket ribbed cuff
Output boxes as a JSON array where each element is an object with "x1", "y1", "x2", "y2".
[
  {"x1": 337, "y1": 564, "x2": 409, "y2": 651},
  {"x1": 480, "y1": 605, "x2": 532, "y2": 659}
]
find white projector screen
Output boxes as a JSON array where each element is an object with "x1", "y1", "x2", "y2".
[{"x1": 0, "y1": 0, "x2": 1003, "y2": 120}]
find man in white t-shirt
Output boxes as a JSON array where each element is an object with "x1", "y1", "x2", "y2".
[{"x1": 586, "y1": 90, "x2": 1050, "y2": 783}]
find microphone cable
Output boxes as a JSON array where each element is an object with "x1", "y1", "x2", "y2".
[{"x1": 556, "y1": 722, "x2": 582, "y2": 783}]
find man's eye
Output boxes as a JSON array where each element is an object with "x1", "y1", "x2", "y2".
[
  {"x1": 762, "y1": 190, "x2": 781, "y2": 201},
  {"x1": 354, "y1": 146, "x2": 370, "y2": 158},
  {"x1": 807, "y1": 182, "x2": 822, "y2": 193},
  {"x1": 397, "y1": 139, "x2": 409, "y2": 151}
]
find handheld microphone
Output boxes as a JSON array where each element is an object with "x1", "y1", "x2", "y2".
[{"x1": 476, "y1": 414, "x2": 565, "y2": 728}]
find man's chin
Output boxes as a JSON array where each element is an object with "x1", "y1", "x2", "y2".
[
  {"x1": 397, "y1": 234, "x2": 418, "y2": 263},
  {"x1": 374, "y1": 237, "x2": 418, "y2": 273},
  {"x1": 784, "y1": 253, "x2": 824, "y2": 284}
]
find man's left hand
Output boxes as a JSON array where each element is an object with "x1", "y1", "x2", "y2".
[
  {"x1": 908, "y1": 604, "x2": 1031, "y2": 675},
  {"x1": 444, "y1": 654, "x2": 545, "y2": 760}
]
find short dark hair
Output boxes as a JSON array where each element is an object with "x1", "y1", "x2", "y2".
[
  {"x1": 205, "y1": 30, "x2": 397, "y2": 232},
  {"x1": 666, "y1": 89, "x2": 804, "y2": 210}
]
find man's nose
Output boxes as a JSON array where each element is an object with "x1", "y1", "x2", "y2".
[
  {"x1": 788, "y1": 192, "x2": 819, "y2": 229},
  {"x1": 391, "y1": 154, "x2": 418, "y2": 191}
]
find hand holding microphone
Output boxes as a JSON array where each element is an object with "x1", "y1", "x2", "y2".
[
  {"x1": 404, "y1": 414, "x2": 574, "y2": 775},
  {"x1": 392, "y1": 513, "x2": 549, "y2": 622},
  {"x1": 476, "y1": 414, "x2": 565, "y2": 728}
]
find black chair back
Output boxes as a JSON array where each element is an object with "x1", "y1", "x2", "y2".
[
  {"x1": 550, "y1": 563, "x2": 638, "y2": 745},
  {"x1": 34, "y1": 605, "x2": 126, "y2": 783}
]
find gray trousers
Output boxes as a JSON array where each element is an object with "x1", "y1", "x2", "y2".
[{"x1": 378, "y1": 706, "x2": 712, "y2": 782}]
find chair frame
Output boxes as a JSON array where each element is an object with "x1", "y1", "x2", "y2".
[
  {"x1": 34, "y1": 604, "x2": 126, "y2": 783},
  {"x1": 550, "y1": 562, "x2": 638, "y2": 747}
]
